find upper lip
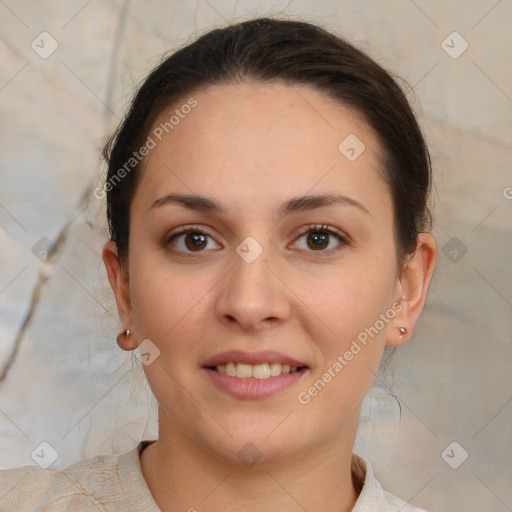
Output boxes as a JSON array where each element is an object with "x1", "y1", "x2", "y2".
[{"x1": 202, "y1": 350, "x2": 308, "y2": 368}]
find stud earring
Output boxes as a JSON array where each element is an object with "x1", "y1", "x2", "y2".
[
  {"x1": 398, "y1": 326, "x2": 407, "y2": 339},
  {"x1": 117, "y1": 328, "x2": 134, "y2": 347}
]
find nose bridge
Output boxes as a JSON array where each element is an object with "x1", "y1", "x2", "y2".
[
  {"x1": 215, "y1": 234, "x2": 290, "y2": 330},
  {"x1": 230, "y1": 235, "x2": 274, "y2": 302},
  {"x1": 234, "y1": 239, "x2": 270, "y2": 287}
]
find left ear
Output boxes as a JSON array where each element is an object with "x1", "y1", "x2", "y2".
[{"x1": 387, "y1": 233, "x2": 437, "y2": 346}]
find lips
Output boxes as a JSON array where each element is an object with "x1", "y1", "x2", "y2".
[
  {"x1": 201, "y1": 349, "x2": 309, "y2": 369},
  {"x1": 201, "y1": 349, "x2": 310, "y2": 399}
]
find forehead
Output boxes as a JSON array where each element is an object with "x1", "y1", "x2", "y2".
[{"x1": 132, "y1": 81, "x2": 390, "y2": 218}]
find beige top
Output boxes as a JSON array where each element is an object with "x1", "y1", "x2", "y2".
[{"x1": 0, "y1": 441, "x2": 427, "y2": 511}]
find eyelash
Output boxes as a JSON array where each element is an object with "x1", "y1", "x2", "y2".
[
  {"x1": 294, "y1": 224, "x2": 348, "y2": 253},
  {"x1": 165, "y1": 224, "x2": 348, "y2": 256}
]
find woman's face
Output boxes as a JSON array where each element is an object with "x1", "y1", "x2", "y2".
[{"x1": 115, "y1": 82, "x2": 412, "y2": 464}]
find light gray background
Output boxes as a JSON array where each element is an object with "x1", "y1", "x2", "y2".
[{"x1": 1, "y1": 1, "x2": 511, "y2": 511}]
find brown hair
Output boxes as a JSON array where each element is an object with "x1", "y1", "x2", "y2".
[{"x1": 103, "y1": 17, "x2": 432, "y2": 266}]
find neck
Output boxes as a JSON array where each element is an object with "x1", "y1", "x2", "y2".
[{"x1": 140, "y1": 410, "x2": 361, "y2": 512}]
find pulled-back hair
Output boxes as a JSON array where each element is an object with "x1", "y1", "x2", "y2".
[{"x1": 103, "y1": 17, "x2": 432, "y2": 266}]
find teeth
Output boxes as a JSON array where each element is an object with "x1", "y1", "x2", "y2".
[
  {"x1": 269, "y1": 363, "x2": 281, "y2": 377},
  {"x1": 214, "y1": 362, "x2": 303, "y2": 379},
  {"x1": 236, "y1": 363, "x2": 253, "y2": 379},
  {"x1": 225, "y1": 362, "x2": 237, "y2": 377},
  {"x1": 253, "y1": 363, "x2": 271, "y2": 379}
]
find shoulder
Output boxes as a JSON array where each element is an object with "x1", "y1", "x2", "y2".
[
  {"x1": 352, "y1": 454, "x2": 429, "y2": 512},
  {"x1": 0, "y1": 441, "x2": 159, "y2": 512},
  {"x1": 0, "y1": 451, "x2": 123, "y2": 511}
]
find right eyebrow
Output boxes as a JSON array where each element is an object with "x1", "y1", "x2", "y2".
[{"x1": 150, "y1": 193, "x2": 222, "y2": 213}]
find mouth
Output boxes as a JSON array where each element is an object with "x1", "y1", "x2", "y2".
[
  {"x1": 202, "y1": 354, "x2": 310, "y2": 400},
  {"x1": 201, "y1": 349, "x2": 310, "y2": 391},
  {"x1": 205, "y1": 362, "x2": 308, "y2": 379}
]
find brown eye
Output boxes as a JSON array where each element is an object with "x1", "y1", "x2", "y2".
[
  {"x1": 293, "y1": 225, "x2": 347, "y2": 253},
  {"x1": 308, "y1": 232, "x2": 328, "y2": 250},
  {"x1": 166, "y1": 226, "x2": 220, "y2": 254},
  {"x1": 183, "y1": 232, "x2": 208, "y2": 251}
]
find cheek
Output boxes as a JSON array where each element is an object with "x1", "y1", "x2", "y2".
[
  {"x1": 300, "y1": 254, "x2": 396, "y2": 388},
  {"x1": 128, "y1": 248, "x2": 218, "y2": 357},
  {"x1": 302, "y1": 255, "x2": 396, "y2": 338},
  {"x1": 128, "y1": 256, "x2": 214, "y2": 410},
  {"x1": 292, "y1": 266, "x2": 394, "y2": 435}
]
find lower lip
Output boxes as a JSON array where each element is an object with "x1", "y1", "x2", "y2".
[{"x1": 203, "y1": 367, "x2": 309, "y2": 400}]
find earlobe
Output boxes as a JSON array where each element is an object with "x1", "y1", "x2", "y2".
[
  {"x1": 116, "y1": 328, "x2": 139, "y2": 351},
  {"x1": 398, "y1": 326, "x2": 408, "y2": 340},
  {"x1": 102, "y1": 241, "x2": 134, "y2": 341},
  {"x1": 386, "y1": 233, "x2": 437, "y2": 347}
]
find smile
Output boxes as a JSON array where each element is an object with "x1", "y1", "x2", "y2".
[{"x1": 210, "y1": 362, "x2": 305, "y2": 379}]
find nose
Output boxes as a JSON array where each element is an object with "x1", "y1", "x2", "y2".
[{"x1": 214, "y1": 241, "x2": 291, "y2": 333}]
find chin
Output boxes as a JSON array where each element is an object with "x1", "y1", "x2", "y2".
[{"x1": 200, "y1": 418, "x2": 307, "y2": 467}]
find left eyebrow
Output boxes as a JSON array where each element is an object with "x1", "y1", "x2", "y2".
[
  {"x1": 149, "y1": 193, "x2": 370, "y2": 216},
  {"x1": 279, "y1": 193, "x2": 370, "y2": 216}
]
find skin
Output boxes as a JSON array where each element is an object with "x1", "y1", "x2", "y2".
[{"x1": 103, "y1": 82, "x2": 437, "y2": 511}]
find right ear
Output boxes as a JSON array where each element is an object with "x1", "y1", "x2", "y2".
[{"x1": 102, "y1": 241, "x2": 136, "y2": 350}]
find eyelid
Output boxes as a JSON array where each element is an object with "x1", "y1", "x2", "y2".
[
  {"x1": 165, "y1": 223, "x2": 213, "y2": 241},
  {"x1": 289, "y1": 224, "x2": 349, "y2": 253},
  {"x1": 164, "y1": 224, "x2": 219, "y2": 248},
  {"x1": 165, "y1": 223, "x2": 349, "y2": 254},
  {"x1": 294, "y1": 223, "x2": 347, "y2": 240}
]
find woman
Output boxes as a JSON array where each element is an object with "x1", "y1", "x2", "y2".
[{"x1": 0, "y1": 17, "x2": 436, "y2": 511}]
